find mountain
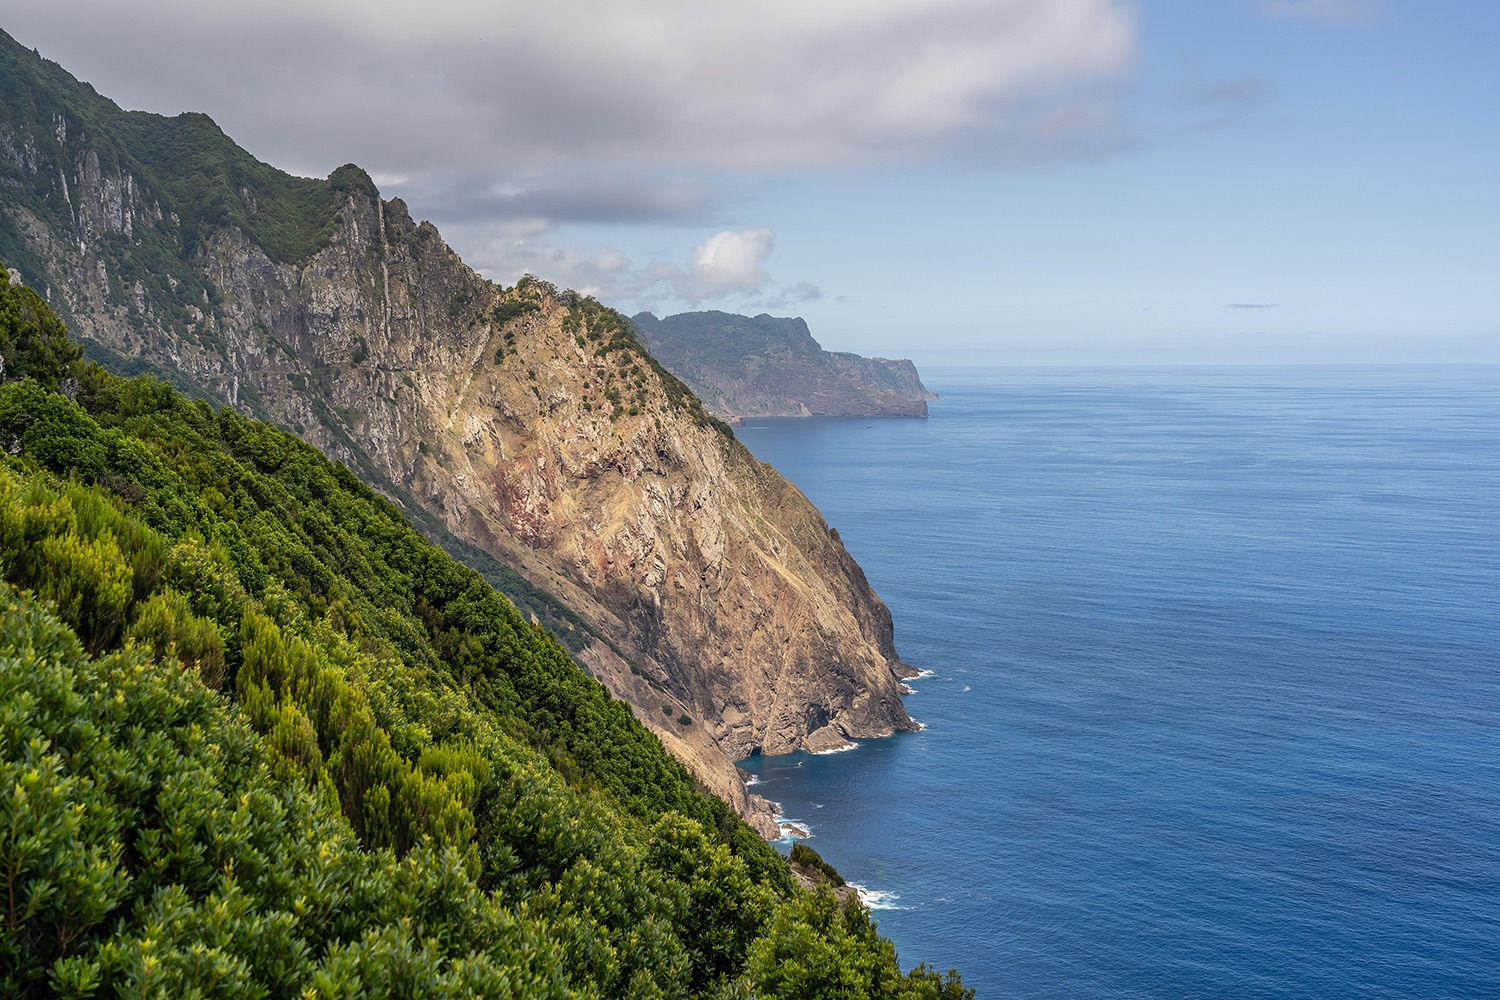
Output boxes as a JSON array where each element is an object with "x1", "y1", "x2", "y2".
[
  {"x1": 0, "y1": 30, "x2": 917, "y2": 832},
  {"x1": 632, "y1": 310, "x2": 937, "y2": 421},
  {"x1": 0, "y1": 271, "x2": 970, "y2": 998}
]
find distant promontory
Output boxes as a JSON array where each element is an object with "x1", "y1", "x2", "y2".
[{"x1": 632, "y1": 310, "x2": 936, "y2": 422}]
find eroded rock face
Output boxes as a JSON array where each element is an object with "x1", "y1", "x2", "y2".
[
  {"x1": 1, "y1": 113, "x2": 918, "y2": 827},
  {"x1": 360, "y1": 271, "x2": 919, "y2": 762}
]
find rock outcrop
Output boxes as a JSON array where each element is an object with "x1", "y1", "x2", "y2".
[
  {"x1": 0, "y1": 32, "x2": 918, "y2": 835},
  {"x1": 632, "y1": 310, "x2": 936, "y2": 421}
]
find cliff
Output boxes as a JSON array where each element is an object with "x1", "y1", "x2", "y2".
[
  {"x1": 631, "y1": 309, "x2": 936, "y2": 421},
  {"x1": 0, "y1": 31, "x2": 918, "y2": 834},
  {"x1": 0, "y1": 273, "x2": 973, "y2": 997}
]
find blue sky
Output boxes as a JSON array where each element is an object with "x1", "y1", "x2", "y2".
[{"x1": 7, "y1": 0, "x2": 1497, "y2": 363}]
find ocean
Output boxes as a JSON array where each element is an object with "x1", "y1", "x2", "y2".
[{"x1": 734, "y1": 365, "x2": 1500, "y2": 999}]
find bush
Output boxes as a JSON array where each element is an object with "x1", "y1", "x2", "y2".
[
  {"x1": 0, "y1": 267, "x2": 82, "y2": 390},
  {"x1": 789, "y1": 842, "x2": 846, "y2": 887},
  {"x1": 126, "y1": 587, "x2": 227, "y2": 688},
  {"x1": 0, "y1": 583, "x2": 572, "y2": 997}
]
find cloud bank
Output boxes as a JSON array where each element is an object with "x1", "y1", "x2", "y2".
[
  {"x1": 449, "y1": 226, "x2": 810, "y2": 309},
  {"x1": 8, "y1": 0, "x2": 1136, "y2": 180},
  {"x1": 6, "y1": 0, "x2": 1136, "y2": 305}
]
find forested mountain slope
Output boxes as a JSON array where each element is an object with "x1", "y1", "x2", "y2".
[
  {"x1": 0, "y1": 31, "x2": 916, "y2": 819},
  {"x1": 0, "y1": 268, "x2": 970, "y2": 998}
]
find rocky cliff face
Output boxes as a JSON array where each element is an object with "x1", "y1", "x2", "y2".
[
  {"x1": 632, "y1": 310, "x2": 936, "y2": 421},
  {"x1": 827, "y1": 352, "x2": 936, "y2": 408},
  {"x1": 0, "y1": 34, "x2": 917, "y2": 834}
]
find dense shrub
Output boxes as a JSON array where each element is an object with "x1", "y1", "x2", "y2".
[{"x1": 0, "y1": 584, "x2": 571, "y2": 998}]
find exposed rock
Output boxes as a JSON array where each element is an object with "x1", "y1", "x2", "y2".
[
  {"x1": 578, "y1": 639, "x2": 780, "y2": 838},
  {"x1": 789, "y1": 866, "x2": 862, "y2": 906}
]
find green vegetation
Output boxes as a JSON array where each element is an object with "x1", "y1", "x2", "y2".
[
  {"x1": 392, "y1": 491, "x2": 609, "y2": 659},
  {"x1": 790, "y1": 842, "x2": 846, "y2": 888},
  {"x1": 0, "y1": 271, "x2": 970, "y2": 997},
  {"x1": 2, "y1": 583, "x2": 572, "y2": 997},
  {"x1": 0, "y1": 270, "x2": 79, "y2": 387},
  {"x1": 512, "y1": 277, "x2": 736, "y2": 439},
  {"x1": 0, "y1": 29, "x2": 348, "y2": 338},
  {"x1": 491, "y1": 298, "x2": 541, "y2": 327},
  {"x1": 747, "y1": 893, "x2": 972, "y2": 1000}
]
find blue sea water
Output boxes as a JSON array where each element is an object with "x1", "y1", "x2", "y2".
[{"x1": 734, "y1": 366, "x2": 1500, "y2": 999}]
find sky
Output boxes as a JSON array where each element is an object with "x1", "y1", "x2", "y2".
[{"x1": 4, "y1": 0, "x2": 1497, "y2": 364}]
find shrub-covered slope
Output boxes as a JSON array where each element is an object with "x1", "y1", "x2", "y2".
[{"x1": 0, "y1": 270, "x2": 970, "y2": 997}]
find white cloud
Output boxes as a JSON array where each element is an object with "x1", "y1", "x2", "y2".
[
  {"x1": 446, "y1": 226, "x2": 796, "y2": 309},
  {"x1": 3, "y1": 1, "x2": 1135, "y2": 309},
  {"x1": 385, "y1": 171, "x2": 715, "y2": 227},
  {"x1": 439, "y1": 220, "x2": 634, "y2": 299},
  {"x1": 768, "y1": 282, "x2": 826, "y2": 308},
  {"x1": 7, "y1": 0, "x2": 1137, "y2": 178},
  {"x1": 1172, "y1": 75, "x2": 1273, "y2": 132},
  {"x1": 648, "y1": 229, "x2": 777, "y2": 302},
  {"x1": 690, "y1": 230, "x2": 777, "y2": 295}
]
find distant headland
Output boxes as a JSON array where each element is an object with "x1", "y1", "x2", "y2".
[{"x1": 632, "y1": 310, "x2": 937, "y2": 423}]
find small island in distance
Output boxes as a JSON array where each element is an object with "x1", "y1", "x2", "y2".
[{"x1": 633, "y1": 310, "x2": 937, "y2": 422}]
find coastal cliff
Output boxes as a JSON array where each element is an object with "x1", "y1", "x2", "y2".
[
  {"x1": 0, "y1": 32, "x2": 918, "y2": 833},
  {"x1": 632, "y1": 310, "x2": 936, "y2": 421}
]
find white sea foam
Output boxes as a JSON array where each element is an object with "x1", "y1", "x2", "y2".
[
  {"x1": 743, "y1": 773, "x2": 764, "y2": 786},
  {"x1": 848, "y1": 883, "x2": 905, "y2": 911},
  {"x1": 773, "y1": 819, "x2": 811, "y2": 842},
  {"x1": 812, "y1": 741, "x2": 861, "y2": 755},
  {"x1": 963, "y1": 685, "x2": 971, "y2": 692},
  {"x1": 903, "y1": 669, "x2": 936, "y2": 692}
]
